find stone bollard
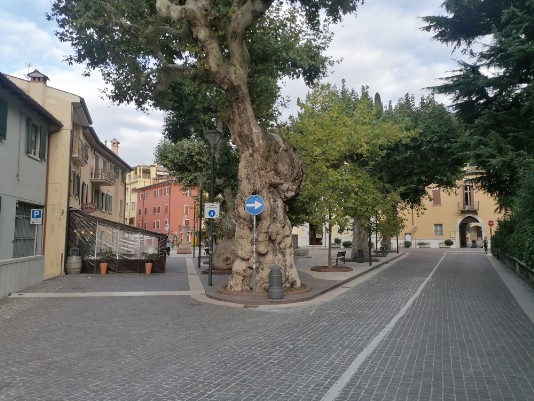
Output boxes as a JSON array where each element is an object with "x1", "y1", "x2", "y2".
[{"x1": 268, "y1": 266, "x2": 284, "y2": 300}]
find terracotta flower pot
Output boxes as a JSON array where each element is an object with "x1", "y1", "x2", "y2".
[
  {"x1": 145, "y1": 262, "x2": 152, "y2": 275},
  {"x1": 99, "y1": 262, "x2": 108, "y2": 275}
]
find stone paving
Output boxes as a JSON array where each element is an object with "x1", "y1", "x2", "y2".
[{"x1": 0, "y1": 248, "x2": 533, "y2": 400}]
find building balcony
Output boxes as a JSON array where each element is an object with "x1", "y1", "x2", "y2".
[
  {"x1": 458, "y1": 201, "x2": 479, "y2": 213},
  {"x1": 91, "y1": 168, "x2": 115, "y2": 186},
  {"x1": 71, "y1": 138, "x2": 89, "y2": 166}
]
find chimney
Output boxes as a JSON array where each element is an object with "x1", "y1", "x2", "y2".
[
  {"x1": 27, "y1": 69, "x2": 49, "y2": 85},
  {"x1": 110, "y1": 138, "x2": 120, "y2": 155},
  {"x1": 26, "y1": 69, "x2": 49, "y2": 105}
]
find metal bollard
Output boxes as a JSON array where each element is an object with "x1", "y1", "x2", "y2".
[{"x1": 268, "y1": 266, "x2": 284, "y2": 300}]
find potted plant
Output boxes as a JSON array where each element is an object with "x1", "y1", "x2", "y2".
[
  {"x1": 444, "y1": 239, "x2": 454, "y2": 247},
  {"x1": 404, "y1": 241, "x2": 412, "y2": 248},
  {"x1": 97, "y1": 248, "x2": 114, "y2": 275},
  {"x1": 418, "y1": 241, "x2": 431, "y2": 248},
  {"x1": 143, "y1": 252, "x2": 157, "y2": 275}
]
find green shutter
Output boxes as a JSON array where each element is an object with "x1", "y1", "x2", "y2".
[
  {"x1": 39, "y1": 126, "x2": 47, "y2": 160},
  {"x1": 0, "y1": 98, "x2": 7, "y2": 140},
  {"x1": 26, "y1": 118, "x2": 32, "y2": 153}
]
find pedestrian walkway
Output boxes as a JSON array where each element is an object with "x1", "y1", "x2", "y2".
[
  {"x1": 3, "y1": 247, "x2": 534, "y2": 401},
  {"x1": 5, "y1": 247, "x2": 401, "y2": 309},
  {"x1": 193, "y1": 246, "x2": 403, "y2": 306}
]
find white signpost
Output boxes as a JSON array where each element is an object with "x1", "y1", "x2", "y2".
[
  {"x1": 204, "y1": 202, "x2": 220, "y2": 219},
  {"x1": 245, "y1": 195, "x2": 265, "y2": 294}
]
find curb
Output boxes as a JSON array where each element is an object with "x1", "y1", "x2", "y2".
[{"x1": 204, "y1": 253, "x2": 405, "y2": 306}]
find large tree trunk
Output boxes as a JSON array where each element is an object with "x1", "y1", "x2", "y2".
[
  {"x1": 225, "y1": 88, "x2": 303, "y2": 292},
  {"x1": 213, "y1": 188, "x2": 237, "y2": 272},
  {"x1": 351, "y1": 217, "x2": 369, "y2": 261},
  {"x1": 157, "y1": 0, "x2": 303, "y2": 291}
]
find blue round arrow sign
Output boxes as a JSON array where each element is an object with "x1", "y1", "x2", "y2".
[{"x1": 245, "y1": 195, "x2": 265, "y2": 216}]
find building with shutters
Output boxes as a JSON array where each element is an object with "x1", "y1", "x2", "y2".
[
  {"x1": 0, "y1": 73, "x2": 62, "y2": 298},
  {"x1": 400, "y1": 165, "x2": 502, "y2": 248},
  {"x1": 6, "y1": 70, "x2": 132, "y2": 279},
  {"x1": 134, "y1": 180, "x2": 197, "y2": 246},
  {"x1": 124, "y1": 164, "x2": 169, "y2": 226}
]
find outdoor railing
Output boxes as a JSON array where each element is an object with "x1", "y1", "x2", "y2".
[{"x1": 493, "y1": 248, "x2": 534, "y2": 287}]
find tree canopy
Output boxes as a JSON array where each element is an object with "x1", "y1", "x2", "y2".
[
  {"x1": 422, "y1": 0, "x2": 534, "y2": 209},
  {"x1": 378, "y1": 94, "x2": 465, "y2": 207},
  {"x1": 47, "y1": 0, "x2": 367, "y2": 291},
  {"x1": 284, "y1": 84, "x2": 408, "y2": 240},
  {"x1": 48, "y1": 1, "x2": 340, "y2": 117}
]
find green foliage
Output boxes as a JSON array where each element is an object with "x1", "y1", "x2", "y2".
[
  {"x1": 444, "y1": 239, "x2": 454, "y2": 246},
  {"x1": 378, "y1": 94, "x2": 466, "y2": 206},
  {"x1": 47, "y1": 1, "x2": 348, "y2": 116},
  {"x1": 143, "y1": 252, "x2": 157, "y2": 262},
  {"x1": 422, "y1": 0, "x2": 534, "y2": 209},
  {"x1": 154, "y1": 135, "x2": 239, "y2": 195},
  {"x1": 492, "y1": 160, "x2": 534, "y2": 267},
  {"x1": 334, "y1": 238, "x2": 342, "y2": 245},
  {"x1": 284, "y1": 83, "x2": 407, "y2": 232},
  {"x1": 97, "y1": 248, "x2": 114, "y2": 261},
  {"x1": 342, "y1": 241, "x2": 352, "y2": 248},
  {"x1": 404, "y1": 241, "x2": 412, "y2": 248}
]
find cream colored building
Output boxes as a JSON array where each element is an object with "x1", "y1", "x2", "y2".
[
  {"x1": 8, "y1": 70, "x2": 131, "y2": 278},
  {"x1": 401, "y1": 166, "x2": 501, "y2": 248}
]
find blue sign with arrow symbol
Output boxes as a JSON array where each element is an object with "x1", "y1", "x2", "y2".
[{"x1": 245, "y1": 195, "x2": 264, "y2": 216}]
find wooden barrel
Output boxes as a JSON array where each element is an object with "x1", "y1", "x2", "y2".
[{"x1": 66, "y1": 255, "x2": 82, "y2": 275}]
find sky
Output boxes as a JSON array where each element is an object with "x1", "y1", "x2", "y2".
[{"x1": 0, "y1": 0, "x2": 460, "y2": 167}]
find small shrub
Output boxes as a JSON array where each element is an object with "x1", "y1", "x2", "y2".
[
  {"x1": 418, "y1": 241, "x2": 430, "y2": 246},
  {"x1": 444, "y1": 239, "x2": 454, "y2": 246},
  {"x1": 334, "y1": 238, "x2": 342, "y2": 245},
  {"x1": 342, "y1": 241, "x2": 352, "y2": 248},
  {"x1": 97, "y1": 248, "x2": 114, "y2": 261},
  {"x1": 404, "y1": 241, "x2": 412, "y2": 248},
  {"x1": 143, "y1": 252, "x2": 157, "y2": 262}
]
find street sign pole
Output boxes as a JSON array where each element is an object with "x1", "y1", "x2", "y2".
[
  {"x1": 244, "y1": 195, "x2": 265, "y2": 295},
  {"x1": 253, "y1": 215, "x2": 256, "y2": 295}
]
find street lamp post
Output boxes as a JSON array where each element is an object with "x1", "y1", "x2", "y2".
[
  {"x1": 196, "y1": 174, "x2": 205, "y2": 270},
  {"x1": 203, "y1": 129, "x2": 222, "y2": 286}
]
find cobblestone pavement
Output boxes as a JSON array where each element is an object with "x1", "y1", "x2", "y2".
[{"x1": 1, "y1": 250, "x2": 534, "y2": 400}]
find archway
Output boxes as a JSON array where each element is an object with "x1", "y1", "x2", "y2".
[{"x1": 458, "y1": 216, "x2": 482, "y2": 248}]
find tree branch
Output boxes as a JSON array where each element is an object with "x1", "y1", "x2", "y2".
[{"x1": 227, "y1": 0, "x2": 273, "y2": 77}]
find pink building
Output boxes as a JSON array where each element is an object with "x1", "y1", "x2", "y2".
[{"x1": 136, "y1": 179, "x2": 198, "y2": 243}]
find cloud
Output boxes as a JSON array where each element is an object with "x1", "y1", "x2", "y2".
[
  {"x1": 280, "y1": 0, "x2": 459, "y2": 118},
  {"x1": 0, "y1": 10, "x2": 164, "y2": 167},
  {"x1": 1, "y1": 0, "x2": 462, "y2": 165}
]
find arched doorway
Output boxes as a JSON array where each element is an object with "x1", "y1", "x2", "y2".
[
  {"x1": 309, "y1": 224, "x2": 323, "y2": 246},
  {"x1": 458, "y1": 216, "x2": 483, "y2": 248}
]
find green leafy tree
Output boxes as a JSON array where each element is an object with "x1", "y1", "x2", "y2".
[
  {"x1": 48, "y1": 0, "x2": 365, "y2": 291},
  {"x1": 422, "y1": 0, "x2": 534, "y2": 209},
  {"x1": 378, "y1": 94, "x2": 465, "y2": 207},
  {"x1": 492, "y1": 160, "x2": 534, "y2": 266},
  {"x1": 285, "y1": 83, "x2": 406, "y2": 264}
]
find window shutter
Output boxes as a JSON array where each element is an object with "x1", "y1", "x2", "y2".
[
  {"x1": 26, "y1": 118, "x2": 32, "y2": 153},
  {"x1": 432, "y1": 189, "x2": 441, "y2": 206},
  {"x1": 0, "y1": 98, "x2": 7, "y2": 140},
  {"x1": 39, "y1": 126, "x2": 47, "y2": 160}
]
